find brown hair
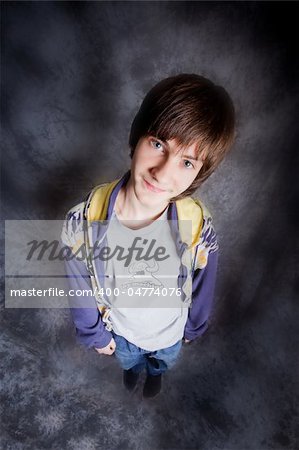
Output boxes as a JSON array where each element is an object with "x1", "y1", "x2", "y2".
[{"x1": 128, "y1": 73, "x2": 235, "y2": 201}]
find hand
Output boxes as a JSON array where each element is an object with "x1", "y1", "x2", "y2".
[
  {"x1": 184, "y1": 338, "x2": 191, "y2": 344},
  {"x1": 94, "y1": 337, "x2": 116, "y2": 355}
]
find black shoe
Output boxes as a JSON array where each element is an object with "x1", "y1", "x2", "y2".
[
  {"x1": 123, "y1": 369, "x2": 139, "y2": 392},
  {"x1": 143, "y1": 374, "x2": 162, "y2": 398}
]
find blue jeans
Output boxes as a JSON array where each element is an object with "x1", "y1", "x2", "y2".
[{"x1": 111, "y1": 331, "x2": 183, "y2": 376}]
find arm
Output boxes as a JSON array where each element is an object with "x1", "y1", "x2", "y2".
[
  {"x1": 184, "y1": 249, "x2": 218, "y2": 341},
  {"x1": 63, "y1": 253, "x2": 113, "y2": 349},
  {"x1": 60, "y1": 205, "x2": 112, "y2": 350}
]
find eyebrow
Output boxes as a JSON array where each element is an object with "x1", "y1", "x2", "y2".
[
  {"x1": 181, "y1": 154, "x2": 199, "y2": 161},
  {"x1": 159, "y1": 138, "x2": 200, "y2": 161}
]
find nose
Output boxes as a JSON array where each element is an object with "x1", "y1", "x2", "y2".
[{"x1": 150, "y1": 156, "x2": 173, "y2": 186}]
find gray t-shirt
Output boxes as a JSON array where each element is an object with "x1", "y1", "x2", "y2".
[{"x1": 104, "y1": 208, "x2": 189, "y2": 351}]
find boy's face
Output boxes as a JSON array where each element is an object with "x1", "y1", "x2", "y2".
[{"x1": 129, "y1": 136, "x2": 204, "y2": 207}]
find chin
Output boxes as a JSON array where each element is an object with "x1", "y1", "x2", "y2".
[{"x1": 139, "y1": 189, "x2": 169, "y2": 206}]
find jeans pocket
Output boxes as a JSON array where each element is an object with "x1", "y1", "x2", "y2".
[{"x1": 113, "y1": 333, "x2": 131, "y2": 354}]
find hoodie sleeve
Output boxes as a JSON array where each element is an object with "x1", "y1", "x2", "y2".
[
  {"x1": 61, "y1": 205, "x2": 112, "y2": 350},
  {"x1": 183, "y1": 212, "x2": 219, "y2": 341},
  {"x1": 183, "y1": 249, "x2": 218, "y2": 341},
  {"x1": 63, "y1": 255, "x2": 113, "y2": 349}
]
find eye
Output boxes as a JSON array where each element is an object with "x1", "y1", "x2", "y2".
[
  {"x1": 183, "y1": 160, "x2": 194, "y2": 169},
  {"x1": 150, "y1": 138, "x2": 164, "y2": 151}
]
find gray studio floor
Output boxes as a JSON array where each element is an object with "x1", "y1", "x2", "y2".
[{"x1": 1, "y1": 286, "x2": 297, "y2": 450}]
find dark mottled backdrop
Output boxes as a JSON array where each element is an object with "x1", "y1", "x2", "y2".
[{"x1": 1, "y1": 1, "x2": 298, "y2": 449}]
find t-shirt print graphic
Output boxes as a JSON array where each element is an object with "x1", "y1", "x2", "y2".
[
  {"x1": 120, "y1": 259, "x2": 164, "y2": 291},
  {"x1": 104, "y1": 208, "x2": 185, "y2": 312}
]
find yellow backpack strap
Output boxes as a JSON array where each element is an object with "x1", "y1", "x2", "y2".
[
  {"x1": 176, "y1": 196, "x2": 218, "y2": 271},
  {"x1": 82, "y1": 179, "x2": 120, "y2": 275},
  {"x1": 85, "y1": 178, "x2": 121, "y2": 222},
  {"x1": 175, "y1": 197, "x2": 204, "y2": 249}
]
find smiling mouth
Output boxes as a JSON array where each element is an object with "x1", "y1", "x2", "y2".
[{"x1": 143, "y1": 179, "x2": 167, "y2": 193}]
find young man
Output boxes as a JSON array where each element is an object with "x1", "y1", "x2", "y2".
[{"x1": 61, "y1": 74, "x2": 235, "y2": 398}]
